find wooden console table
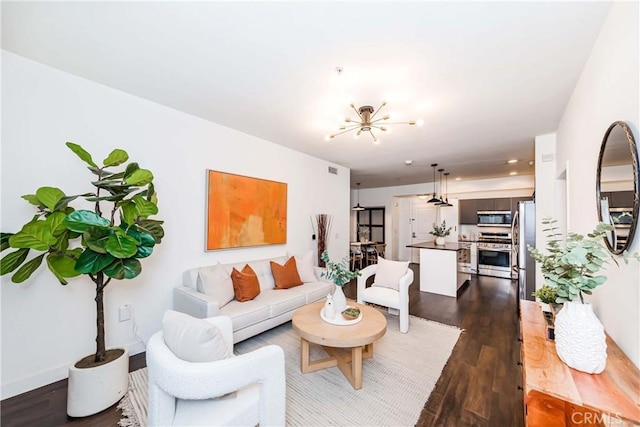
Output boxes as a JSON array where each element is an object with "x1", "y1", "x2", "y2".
[{"x1": 520, "y1": 300, "x2": 640, "y2": 426}]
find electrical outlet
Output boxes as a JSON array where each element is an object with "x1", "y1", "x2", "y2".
[{"x1": 119, "y1": 305, "x2": 131, "y2": 322}]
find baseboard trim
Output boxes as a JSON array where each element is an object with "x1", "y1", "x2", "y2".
[{"x1": 1, "y1": 342, "x2": 146, "y2": 400}]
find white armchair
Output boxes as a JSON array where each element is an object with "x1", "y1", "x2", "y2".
[
  {"x1": 357, "y1": 264, "x2": 414, "y2": 333},
  {"x1": 146, "y1": 315, "x2": 286, "y2": 426}
]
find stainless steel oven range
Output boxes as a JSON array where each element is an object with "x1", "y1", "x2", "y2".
[{"x1": 477, "y1": 232, "x2": 512, "y2": 279}]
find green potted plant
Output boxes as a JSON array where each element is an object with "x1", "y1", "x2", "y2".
[
  {"x1": 320, "y1": 250, "x2": 360, "y2": 315},
  {"x1": 430, "y1": 220, "x2": 452, "y2": 245},
  {"x1": 532, "y1": 284, "x2": 559, "y2": 312},
  {"x1": 528, "y1": 218, "x2": 616, "y2": 373},
  {"x1": 532, "y1": 284, "x2": 560, "y2": 340},
  {"x1": 0, "y1": 143, "x2": 164, "y2": 416}
]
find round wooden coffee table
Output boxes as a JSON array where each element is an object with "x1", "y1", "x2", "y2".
[{"x1": 291, "y1": 300, "x2": 387, "y2": 389}]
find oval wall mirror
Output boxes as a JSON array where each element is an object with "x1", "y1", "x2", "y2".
[{"x1": 596, "y1": 121, "x2": 639, "y2": 255}]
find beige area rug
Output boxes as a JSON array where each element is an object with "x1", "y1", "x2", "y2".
[{"x1": 119, "y1": 313, "x2": 461, "y2": 426}]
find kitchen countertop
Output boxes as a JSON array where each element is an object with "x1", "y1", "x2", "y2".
[{"x1": 406, "y1": 241, "x2": 471, "y2": 251}]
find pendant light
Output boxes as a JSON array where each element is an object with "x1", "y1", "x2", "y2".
[
  {"x1": 427, "y1": 164, "x2": 440, "y2": 203},
  {"x1": 435, "y1": 168, "x2": 446, "y2": 205},
  {"x1": 352, "y1": 182, "x2": 365, "y2": 211},
  {"x1": 442, "y1": 172, "x2": 453, "y2": 207}
]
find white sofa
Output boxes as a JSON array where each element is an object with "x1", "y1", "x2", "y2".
[{"x1": 174, "y1": 255, "x2": 334, "y2": 343}]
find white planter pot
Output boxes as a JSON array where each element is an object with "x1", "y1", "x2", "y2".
[
  {"x1": 538, "y1": 302, "x2": 551, "y2": 313},
  {"x1": 333, "y1": 285, "x2": 347, "y2": 314},
  {"x1": 67, "y1": 348, "x2": 129, "y2": 417},
  {"x1": 435, "y1": 236, "x2": 446, "y2": 245},
  {"x1": 554, "y1": 302, "x2": 607, "y2": 374}
]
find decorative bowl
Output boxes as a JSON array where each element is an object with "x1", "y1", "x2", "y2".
[{"x1": 342, "y1": 307, "x2": 361, "y2": 320}]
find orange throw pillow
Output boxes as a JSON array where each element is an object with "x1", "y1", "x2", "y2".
[
  {"x1": 231, "y1": 264, "x2": 261, "y2": 302},
  {"x1": 271, "y1": 257, "x2": 303, "y2": 289}
]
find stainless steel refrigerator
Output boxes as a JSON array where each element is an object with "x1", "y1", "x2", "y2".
[{"x1": 512, "y1": 200, "x2": 536, "y2": 302}]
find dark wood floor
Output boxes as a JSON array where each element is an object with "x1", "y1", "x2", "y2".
[
  {"x1": 2, "y1": 264, "x2": 523, "y2": 427},
  {"x1": 343, "y1": 265, "x2": 524, "y2": 427},
  {"x1": 0, "y1": 354, "x2": 147, "y2": 427}
]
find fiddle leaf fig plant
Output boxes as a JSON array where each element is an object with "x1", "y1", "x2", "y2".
[
  {"x1": 1, "y1": 142, "x2": 164, "y2": 364},
  {"x1": 528, "y1": 218, "x2": 614, "y2": 304}
]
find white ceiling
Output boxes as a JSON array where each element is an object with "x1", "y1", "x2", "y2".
[{"x1": 2, "y1": 1, "x2": 612, "y2": 188}]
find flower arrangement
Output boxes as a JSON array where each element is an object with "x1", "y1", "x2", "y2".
[
  {"x1": 528, "y1": 218, "x2": 616, "y2": 304},
  {"x1": 528, "y1": 218, "x2": 640, "y2": 374},
  {"x1": 320, "y1": 250, "x2": 359, "y2": 286},
  {"x1": 429, "y1": 220, "x2": 452, "y2": 238},
  {"x1": 358, "y1": 226, "x2": 370, "y2": 241}
]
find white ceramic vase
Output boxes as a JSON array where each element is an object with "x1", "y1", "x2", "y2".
[
  {"x1": 332, "y1": 285, "x2": 347, "y2": 316},
  {"x1": 67, "y1": 348, "x2": 129, "y2": 417},
  {"x1": 435, "y1": 236, "x2": 446, "y2": 245},
  {"x1": 554, "y1": 301, "x2": 607, "y2": 374}
]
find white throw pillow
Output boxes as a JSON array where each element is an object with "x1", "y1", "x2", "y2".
[
  {"x1": 197, "y1": 262, "x2": 235, "y2": 307},
  {"x1": 293, "y1": 250, "x2": 317, "y2": 283},
  {"x1": 162, "y1": 310, "x2": 230, "y2": 363},
  {"x1": 372, "y1": 257, "x2": 409, "y2": 291},
  {"x1": 248, "y1": 259, "x2": 277, "y2": 291}
]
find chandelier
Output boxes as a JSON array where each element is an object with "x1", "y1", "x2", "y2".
[{"x1": 325, "y1": 102, "x2": 422, "y2": 144}]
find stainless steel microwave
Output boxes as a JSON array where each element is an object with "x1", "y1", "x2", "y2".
[{"x1": 477, "y1": 211, "x2": 512, "y2": 227}]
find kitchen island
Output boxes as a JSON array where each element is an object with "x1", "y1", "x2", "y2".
[{"x1": 406, "y1": 241, "x2": 471, "y2": 297}]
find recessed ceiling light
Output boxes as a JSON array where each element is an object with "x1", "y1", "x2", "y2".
[
  {"x1": 508, "y1": 159, "x2": 518, "y2": 164},
  {"x1": 405, "y1": 160, "x2": 413, "y2": 165},
  {"x1": 510, "y1": 171, "x2": 518, "y2": 176},
  {"x1": 455, "y1": 177, "x2": 462, "y2": 181}
]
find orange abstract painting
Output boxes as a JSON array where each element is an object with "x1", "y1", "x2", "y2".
[{"x1": 206, "y1": 170, "x2": 287, "y2": 250}]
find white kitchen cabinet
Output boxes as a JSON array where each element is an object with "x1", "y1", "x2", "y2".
[{"x1": 406, "y1": 241, "x2": 471, "y2": 297}]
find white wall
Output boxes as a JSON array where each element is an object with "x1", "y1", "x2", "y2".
[
  {"x1": 0, "y1": 51, "x2": 350, "y2": 398},
  {"x1": 534, "y1": 133, "x2": 558, "y2": 290},
  {"x1": 351, "y1": 175, "x2": 534, "y2": 259},
  {"x1": 554, "y1": 2, "x2": 640, "y2": 367}
]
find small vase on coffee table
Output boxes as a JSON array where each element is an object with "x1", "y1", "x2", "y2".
[{"x1": 332, "y1": 285, "x2": 347, "y2": 315}]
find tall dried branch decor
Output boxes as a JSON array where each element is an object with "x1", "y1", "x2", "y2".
[{"x1": 315, "y1": 214, "x2": 333, "y2": 267}]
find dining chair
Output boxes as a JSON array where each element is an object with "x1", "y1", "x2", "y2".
[
  {"x1": 366, "y1": 243, "x2": 386, "y2": 265},
  {"x1": 350, "y1": 245, "x2": 363, "y2": 270}
]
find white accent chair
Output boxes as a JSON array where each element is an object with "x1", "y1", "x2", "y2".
[
  {"x1": 146, "y1": 316, "x2": 286, "y2": 426},
  {"x1": 357, "y1": 264, "x2": 414, "y2": 333}
]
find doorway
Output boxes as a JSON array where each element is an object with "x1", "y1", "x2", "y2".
[{"x1": 410, "y1": 203, "x2": 436, "y2": 263}]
